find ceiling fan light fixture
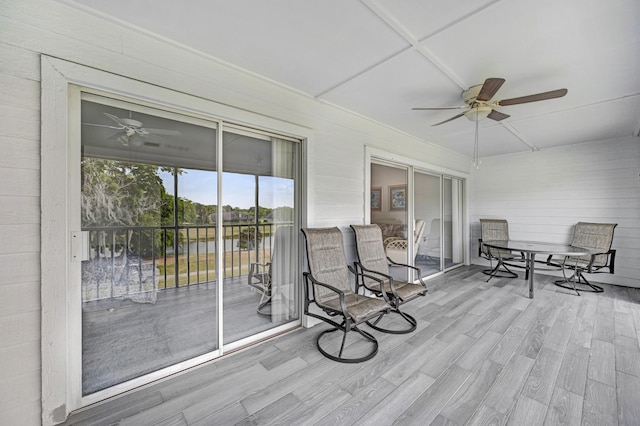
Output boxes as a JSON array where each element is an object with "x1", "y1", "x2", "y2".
[{"x1": 465, "y1": 106, "x2": 492, "y2": 122}]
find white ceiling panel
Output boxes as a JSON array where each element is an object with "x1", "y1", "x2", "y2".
[
  {"x1": 513, "y1": 96, "x2": 640, "y2": 149},
  {"x1": 69, "y1": 0, "x2": 410, "y2": 96},
  {"x1": 322, "y1": 49, "x2": 460, "y2": 133},
  {"x1": 59, "y1": 0, "x2": 640, "y2": 160}
]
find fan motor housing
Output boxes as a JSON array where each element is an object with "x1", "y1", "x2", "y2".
[{"x1": 462, "y1": 84, "x2": 484, "y2": 105}]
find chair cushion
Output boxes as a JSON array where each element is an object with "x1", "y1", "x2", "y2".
[
  {"x1": 319, "y1": 293, "x2": 389, "y2": 323},
  {"x1": 483, "y1": 246, "x2": 520, "y2": 260},
  {"x1": 368, "y1": 279, "x2": 427, "y2": 302},
  {"x1": 561, "y1": 256, "x2": 593, "y2": 270}
]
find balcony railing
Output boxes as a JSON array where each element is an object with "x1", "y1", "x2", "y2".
[{"x1": 81, "y1": 223, "x2": 282, "y2": 302}]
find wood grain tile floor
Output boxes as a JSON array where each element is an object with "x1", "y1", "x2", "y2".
[{"x1": 63, "y1": 265, "x2": 640, "y2": 426}]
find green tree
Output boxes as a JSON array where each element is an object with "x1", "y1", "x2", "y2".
[
  {"x1": 238, "y1": 226, "x2": 262, "y2": 250},
  {"x1": 81, "y1": 158, "x2": 175, "y2": 257}
]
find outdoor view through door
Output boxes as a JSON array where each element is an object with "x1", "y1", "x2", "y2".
[{"x1": 80, "y1": 94, "x2": 300, "y2": 396}]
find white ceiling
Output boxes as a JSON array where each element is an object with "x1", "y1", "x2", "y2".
[{"x1": 61, "y1": 0, "x2": 640, "y2": 159}]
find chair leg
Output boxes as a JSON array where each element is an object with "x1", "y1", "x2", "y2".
[
  {"x1": 255, "y1": 291, "x2": 272, "y2": 316},
  {"x1": 575, "y1": 271, "x2": 604, "y2": 293},
  {"x1": 484, "y1": 260, "x2": 518, "y2": 282},
  {"x1": 366, "y1": 307, "x2": 417, "y2": 334},
  {"x1": 316, "y1": 323, "x2": 379, "y2": 363},
  {"x1": 554, "y1": 269, "x2": 603, "y2": 295}
]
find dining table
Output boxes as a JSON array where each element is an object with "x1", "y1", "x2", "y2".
[{"x1": 481, "y1": 240, "x2": 592, "y2": 299}]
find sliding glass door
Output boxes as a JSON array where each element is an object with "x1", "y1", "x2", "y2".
[
  {"x1": 80, "y1": 94, "x2": 219, "y2": 395},
  {"x1": 78, "y1": 92, "x2": 300, "y2": 398},
  {"x1": 414, "y1": 171, "x2": 442, "y2": 277},
  {"x1": 370, "y1": 163, "x2": 408, "y2": 264},
  {"x1": 222, "y1": 128, "x2": 299, "y2": 345},
  {"x1": 443, "y1": 176, "x2": 464, "y2": 269},
  {"x1": 370, "y1": 158, "x2": 465, "y2": 280}
]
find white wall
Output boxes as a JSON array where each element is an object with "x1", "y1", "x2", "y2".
[
  {"x1": 0, "y1": 0, "x2": 470, "y2": 424},
  {"x1": 470, "y1": 136, "x2": 640, "y2": 288}
]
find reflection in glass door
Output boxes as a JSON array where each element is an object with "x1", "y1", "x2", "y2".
[
  {"x1": 222, "y1": 130, "x2": 299, "y2": 345},
  {"x1": 80, "y1": 94, "x2": 219, "y2": 395},
  {"x1": 78, "y1": 94, "x2": 301, "y2": 399},
  {"x1": 443, "y1": 177, "x2": 464, "y2": 268},
  {"x1": 370, "y1": 163, "x2": 408, "y2": 264},
  {"x1": 414, "y1": 171, "x2": 442, "y2": 277}
]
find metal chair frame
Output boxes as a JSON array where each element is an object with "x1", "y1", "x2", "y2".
[
  {"x1": 351, "y1": 224, "x2": 428, "y2": 334},
  {"x1": 548, "y1": 222, "x2": 617, "y2": 296},
  {"x1": 301, "y1": 227, "x2": 392, "y2": 363}
]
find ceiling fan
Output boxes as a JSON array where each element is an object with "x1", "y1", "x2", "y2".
[
  {"x1": 83, "y1": 112, "x2": 182, "y2": 147},
  {"x1": 412, "y1": 78, "x2": 568, "y2": 126}
]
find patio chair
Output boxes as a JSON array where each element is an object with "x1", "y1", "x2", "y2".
[
  {"x1": 247, "y1": 225, "x2": 292, "y2": 315},
  {"x1": 547, "y1": 222, "x2": 617, "y2": 295},
  {"x1": 384, "y1": 219, "x2": 426, "y2": 264},
  {"x1": 479, "y1": 218, "x2": 526, "y2": 281},
  {"x1": 351, "y1": 224, "x2": 428, "y2": 334},
  {"x1": 301, "y1": 227, "x2": 392, "y2": 363}
]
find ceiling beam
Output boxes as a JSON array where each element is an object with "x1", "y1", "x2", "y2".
[
  {"x1": 501, "y1": 122, "x2": 540, "y2": 151},
  {"x1": 360, "y1": 0, "x2": 467, "y2": 90}
]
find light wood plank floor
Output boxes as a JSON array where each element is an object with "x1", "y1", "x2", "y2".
[{"x1": 63, "y1": 265, "x2": 640, "y2": 426}]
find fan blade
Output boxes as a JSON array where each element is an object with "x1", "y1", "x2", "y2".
[
  {"x1": 431, "y1": 111, "x2": 466, "y2": 126},
  {"x1": 477, "y1": 78, "x2": 505, "y2": 102},
  {"x1": 412, "y1": 106, "x2": 468, "y2": 111},
  {"x1": 103, "y1": 112, "x2": 127, "y2": 127},
  {"x1": 145, "y1": 128, "x2": 182, "y2": 136},
  {"x1": 487, "y1": 110, "x2": 510, "y2": 121},
  {"x1": 497, "y1": 88, "x2": 568, "y2": 106},
  {"x1": 82, "y1": 123, "x2": 124, "y2": 130}
]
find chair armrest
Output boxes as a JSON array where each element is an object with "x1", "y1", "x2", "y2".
[
  {"x1": 586, "y1": 248, "x2": 616, "y2": 274},
  {"x1": 249, "y1": 261, "x2": 270, "y2": 273},
  {"x1": 609, "y1": 249, "x2": 616, "y2": 274},
  {"x1": 350, "y1": 263, "x2": 392, "y2": 303},
  {"x1": 303, "y1": 272, "x2": 349, "y2": 317},
  {"x1": 375, "y1": 259, "x2": 428, "y2": 289},
  {"x1": 547, "y1": 248, "x2": 616, "y2": 275}
]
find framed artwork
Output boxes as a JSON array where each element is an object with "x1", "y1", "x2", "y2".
[
  {"x1": 370, "y1": 187, "x2": 382, "y2": 211},
  {"x1": 389, "y1": 185, "x2": 406, "y2": 210}
]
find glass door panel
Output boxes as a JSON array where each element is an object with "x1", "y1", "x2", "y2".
[
  {"x1": 222, "y1": 130, "x2": 299, "y2": 345},
  {"x1": 443, "y1": 177, "x2": 464, "y2": 269},
  {"x1": 80, "y1": 94, "x2": 218, "y2": 395},
  {"x1": 414, "y1": 171, "x2": 442, "y2": 277},
  {"x1": 370, "y1": 163, "x2": 408, "y2": 280}
]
